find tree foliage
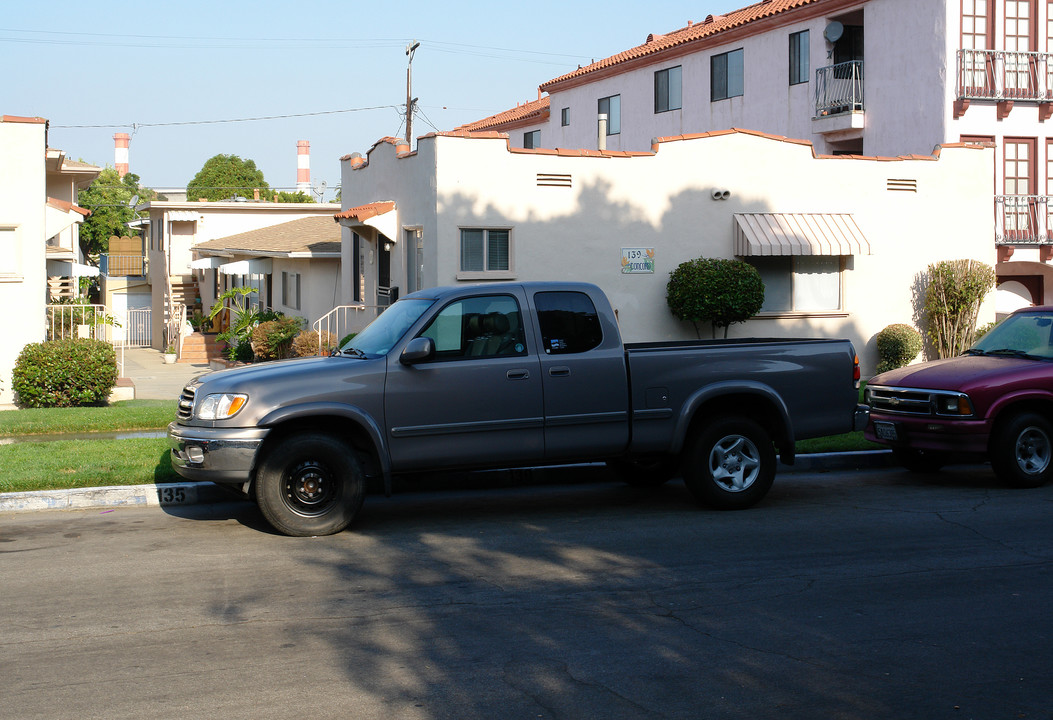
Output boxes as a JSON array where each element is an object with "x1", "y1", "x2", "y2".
[
  {"x1": 274, "y1": 190, "x2": 314, "y2": 203},
  {"x1": 923, "y1": 259, "x2": 995, "y2": 358},
  {"x1": 187, "y1": 154, "x2": 269, "y2": 202},
  {"x1": 77, "y1": 168, "x2": 154, "y2": 257},
  {"x1": 667, "y1": 257, "x2": 765, "y2": 338}
]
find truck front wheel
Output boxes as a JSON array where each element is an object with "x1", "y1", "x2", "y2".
[
  {"x1": 991, "y1": 412, "x2": 1053, "y2": 489},
  {"x1": 683, "y1": 418, "x2": 775, "y2": 510},
  {"x1": 255, "y1": 433, "x2": 366, "y2": 536}
]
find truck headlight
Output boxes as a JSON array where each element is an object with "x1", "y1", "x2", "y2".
[
  {"x1": 198, "y1": 393, "x2": 248, "y2": 420},
  {"x1": 935, "y1": 393, "x2": 973, "y2": 416}
]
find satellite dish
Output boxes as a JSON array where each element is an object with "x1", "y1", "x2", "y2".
[{"x1": 824, "y1": 21, "x2": 844, "y2": 43}]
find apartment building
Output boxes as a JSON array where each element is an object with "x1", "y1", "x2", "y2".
[{"x1": 460, "y1": 0, "x2": 1053, "y2": 306}]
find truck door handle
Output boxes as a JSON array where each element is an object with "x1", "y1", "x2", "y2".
[
  {"x1": 549, "y1": 366, "x2": 571, "y2": 377},
  {"x1": 507, "y1": 369, "x2": 530, "y2": 380}
]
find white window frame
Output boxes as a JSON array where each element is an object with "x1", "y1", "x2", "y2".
[
  {"x1": 281, "y1": 270, "x2": 301, "y2": 310},
  {"x1": 0, "y1": 225, "x2": 23, "y2": 281},
  {"x1": 457, "y1": 227, "x2": 515, "y2": 281},
  {"x1": 748, "y1": 255, "x2": 846, "y2": 315}
]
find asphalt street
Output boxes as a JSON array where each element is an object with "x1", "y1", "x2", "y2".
[{"x1": 1, "y1": 465, "x2": 1050, "y2": 720}]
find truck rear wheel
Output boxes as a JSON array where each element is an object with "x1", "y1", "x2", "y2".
[
  {"x1": 255, "y1": 432, "x2": 366, "y2": 536},
  {"x1": 683, "y1": 418, "x2": 775, "y2": 510},
  {"x1": 991, "y1": 412, "x2": 1053, "y2": 489}
]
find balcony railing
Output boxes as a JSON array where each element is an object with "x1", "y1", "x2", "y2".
[
  {"x1": 814, "y1": 61, "x2": 864, "y2": 117},
  {"x1": 957, "y1": 49, "x2": 1053, "y2": 101},
  {"x1": 995, "y1": 195, "x2": 1053, "y2": 244},
  {"x1": 99, "y1": 253, "x2": 146, "y2": 276}
]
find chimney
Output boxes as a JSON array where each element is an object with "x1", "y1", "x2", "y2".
[
  {"x1": 297, "y1": 140, "x2": 311, "y2": 195},
  {"x1": 113, "y1": 133, "x2": 130, "y2": 177}
]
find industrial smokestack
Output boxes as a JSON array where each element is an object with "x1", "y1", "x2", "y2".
[
  {"x1": 114, "y1": 133, "x2": 130, "y2": 177},
  {"x1": 297, "y1": 140, "x2": 311, "y2": 196}
]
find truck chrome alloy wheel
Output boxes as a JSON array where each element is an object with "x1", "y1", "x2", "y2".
[
  {"x1": 1014, "y1": 425, "x2": 1052, "y2": 476},
  {"x1": 283, "y1": 459, "x2": 337, "y2": 516},
  {"x1": 708, "y1": 435, "x2": 762, "y2": 492}
]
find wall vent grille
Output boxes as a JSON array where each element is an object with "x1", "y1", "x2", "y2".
[
  {"x1": 887, "y1": 178, "x2": 918, "y2": 192},
  {"x1": 538, "y1": 173, "x2": 572, "y2": 188}
]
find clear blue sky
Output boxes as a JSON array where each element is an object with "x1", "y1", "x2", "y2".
[{"x1": 2, "y1": 1, "x2": 727, "y2": 198}]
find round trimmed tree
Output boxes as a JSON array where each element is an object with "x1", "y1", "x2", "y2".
[{"x1": 667, "y1": 257, "x2": 765, "y2": 338}]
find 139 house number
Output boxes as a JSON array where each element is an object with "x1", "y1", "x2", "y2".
[{"x1": 156, "y1": 486, "x2": 188, "y2": 504}]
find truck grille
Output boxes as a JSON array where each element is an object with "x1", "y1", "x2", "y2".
[
  {"x1": 177, "y1": 385, "x2": 196, "y2": 421},
  {"x1": 866, "y1": 386, "x2": 967, "y2": 417}
]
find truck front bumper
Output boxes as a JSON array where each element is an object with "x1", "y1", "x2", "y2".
[
  {"x1": 168, "y1": 422, "x2": 270, "y2": 484},
  {"x1": 864, "y1": 413, "x2": 991, "y2": 454}
]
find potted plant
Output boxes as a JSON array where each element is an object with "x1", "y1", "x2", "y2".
[{"x1": 163, "y1": 342, "x2": 177, "y2": 364}]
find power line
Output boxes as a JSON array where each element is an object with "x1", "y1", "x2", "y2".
[{"x1": 52, "y1": 106, "x2": 400, "y2": 130}]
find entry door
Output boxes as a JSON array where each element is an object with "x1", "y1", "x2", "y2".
[{"x1": 385, "y1": 292, "x2": 543, "y2": 471}]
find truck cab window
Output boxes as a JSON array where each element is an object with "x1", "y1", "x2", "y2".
[
  {"x1": 534, "y1": 291, "x2": 603, "y2": 354},
  {"x1": 419, "y1": 294, "x2": 527, "y2": 360}
]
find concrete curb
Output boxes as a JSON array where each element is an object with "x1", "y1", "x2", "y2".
[
  {"x1": 0, "y1": 451, "x2": 895, "y2": 515},
  {"x1": 0, "y1": 481, "x2": 236, "y2": 513}
]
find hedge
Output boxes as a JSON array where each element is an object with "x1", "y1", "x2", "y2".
[{"x1": 12, "y1": 339, "x2": 117, "y2": 408}]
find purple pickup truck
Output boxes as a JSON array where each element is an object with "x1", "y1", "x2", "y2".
[
  {"x1": 865, "y1": 305, "x2": 1053, "y2": 487},
  {"x1": 170, "y1": 282, "x2": 866, "y2": 536}
]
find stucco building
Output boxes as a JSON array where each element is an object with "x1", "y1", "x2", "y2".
[
  {"x1": 337, "y1": 130, "x2": 995, "y2": 374},
  {"x1": 1, "y1": 115, "x2": 99, "y2": 406},
  {"x1": 460, "y1": 0, "x2": 1053, "y2": 309}
]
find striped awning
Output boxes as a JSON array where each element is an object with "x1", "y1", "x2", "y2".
[{"x1": 734, "y1": 213, "x2": 871, "y2": 256}]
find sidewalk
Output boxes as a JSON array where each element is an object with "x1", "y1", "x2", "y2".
[{"x1": 119, "y1": 347, "x2": 212, "y2": 400}]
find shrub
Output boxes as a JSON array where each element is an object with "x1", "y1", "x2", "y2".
[
  {"x1": 338, "y1": 332, "x2": 358, "y2": 348},
  {"x1": 250, "y1": 316, "x2": 304, "y2": 360},
  {"x1": 667, "y1": 257, "x2": 765, "y2": 338},
  {"x1": 924, "y1": 259, "x2": 995, "y2": 358},
  {"x1": 12, "y1": 339, "x2": 117, "y2": 408},
  {"x1": 292, "y1": 330, "x2": 338, "y2": 357},
  {"x1": 876, "y1": 324, "x2": 923, "y2": 373}
]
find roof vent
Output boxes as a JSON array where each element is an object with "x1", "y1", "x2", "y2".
[
  {"x1": 887, "y1": 178, "x2": 918, "y2": 192},
  {"x1": 538, "y1": 173, "x2": 572, "y2": 188}
]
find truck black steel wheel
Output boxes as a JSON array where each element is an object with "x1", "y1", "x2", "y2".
[
  {"x1": 991, "y1": 412, "x2": 1053, "y2": 489},
  {"x1": 683, "y1": 418, "x2": 775, "y2": 510},
  {"x1": 255, "y1": 433, "x2": 366, "y2": 536}
]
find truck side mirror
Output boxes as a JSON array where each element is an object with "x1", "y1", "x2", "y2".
[{"x1": 400, "y1": 336, "x2": 435, "y2": 365}]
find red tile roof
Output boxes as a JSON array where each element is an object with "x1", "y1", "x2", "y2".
[
  {"x1": 333, "y1": 201, "x2": 396, "y2": 222},
  {"x1": 456, "y1": 96, "x2": 550, "y2": 132},
  {"x1": 46, "y1": 197, "x2": 91, "y2": 216},
  {"x1": 541, "y1": 0, "x2": 823, "y2": 91}
]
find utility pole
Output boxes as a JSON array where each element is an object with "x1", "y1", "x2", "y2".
[{"x1": 405, "y1": 40, "x2": 420, "y2": 148}]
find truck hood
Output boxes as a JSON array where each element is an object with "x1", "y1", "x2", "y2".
[
  {"x1": 870, "y1": 354, "x2": 1047, "y2": 392},
  {"x1": 186, "y1": 354, "x2": 386, "y2": 427}
]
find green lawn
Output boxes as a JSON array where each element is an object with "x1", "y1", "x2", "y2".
[
  {"x1": 0, "y1": 398, "x2": 881, "y2": 494},
  {"x1": 0, "y1": 399, "x2": 176, "y2": 437}
]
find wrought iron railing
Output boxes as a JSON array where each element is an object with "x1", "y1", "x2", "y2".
[
  {"x1": 957, "y1": 49, "x2": 1053, "y2": 101},
  {"x1": 814, "y1": 61, "x2": 864, "y2": 116},
  {"x1": 995, "y1": 195, "x2": 1053, "y2": 244}
]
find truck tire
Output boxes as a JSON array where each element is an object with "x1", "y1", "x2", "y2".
[
  {"x1": 606, "y1": 455, "x2": 680, "y2": 487},
  {"x1": 255, "y1": 432, "x2": 366, "y2": 536},
  {"x1": 991, "y1": 412, "x2": 1053, "y2": 489},
  {"x1": 683, "y1": 418, "x2": 775, "y2": 510}
]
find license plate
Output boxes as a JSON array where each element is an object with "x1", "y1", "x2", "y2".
[{"x1": 874, "y1": 421, "x2": 899, "y2": 441}]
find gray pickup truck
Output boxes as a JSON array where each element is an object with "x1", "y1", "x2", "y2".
[{"x1": 170, "y1": 282, "x2": 867, "y2": 536}]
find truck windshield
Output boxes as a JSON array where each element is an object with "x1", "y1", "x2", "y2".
[
  {"x1": 969, "y1": 312, "x2": 1053, "y2": 360},
  {"x1": 341, "y1": 299, "x2": 435, "y2": 357}
]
